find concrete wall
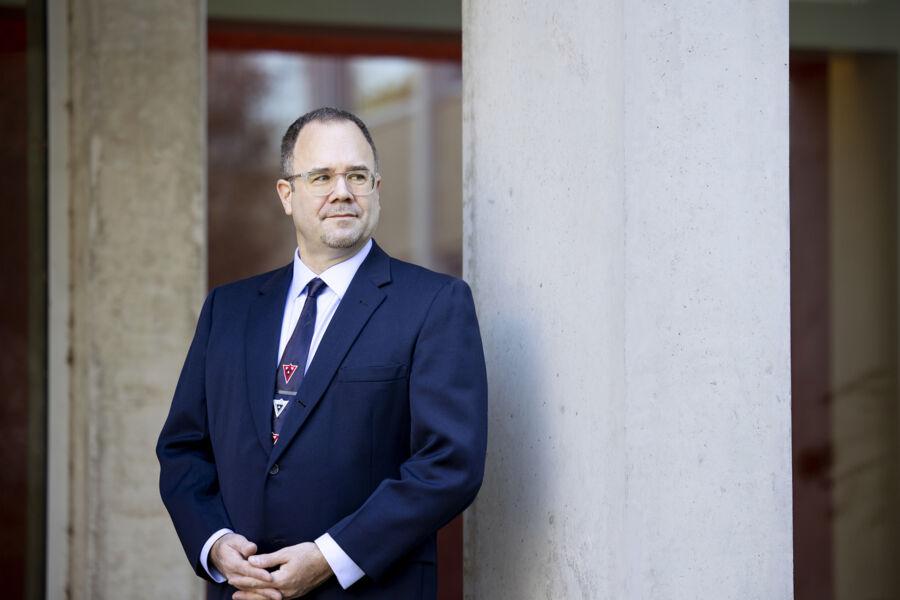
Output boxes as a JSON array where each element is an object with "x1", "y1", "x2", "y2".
[
  {"x1": 61, "y1": 1, "x2": 206, "y2": 597},
  {"x1": 462, "y1": 1, "x2": 792, "y2": 598}
]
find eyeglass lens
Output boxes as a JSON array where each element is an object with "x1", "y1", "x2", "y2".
[{"x1": 305, "y1": 170, "x2": 374, "y2": 195}]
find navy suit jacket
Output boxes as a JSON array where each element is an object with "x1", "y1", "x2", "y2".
[{"x1": 156, "y1": 242, "x2": 488, "y2": 599}]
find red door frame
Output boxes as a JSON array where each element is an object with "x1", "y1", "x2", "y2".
[{"x1": 209, "y1": 20, "x2": 460, "y2": 61}]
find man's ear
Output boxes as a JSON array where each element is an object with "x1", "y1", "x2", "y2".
[{"x1": 276, "y1": 179, "x2": 293, "y2": 215}]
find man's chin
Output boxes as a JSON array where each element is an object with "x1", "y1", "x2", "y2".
[{"x1": 321, "y1": 232, "x2": 363, "y2": 249}]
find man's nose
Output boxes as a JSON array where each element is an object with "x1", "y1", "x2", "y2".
[{"x1": 329, "y1": 173, "x2": 353, "y2": 200}]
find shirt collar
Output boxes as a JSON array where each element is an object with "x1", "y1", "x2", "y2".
[{"x1": 289, "y1": 238, "x2": 373, "y2": 301}]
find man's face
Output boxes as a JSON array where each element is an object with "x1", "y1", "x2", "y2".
[{"x1": 276, "y1": 120, "x2": 381, "y2": 257}]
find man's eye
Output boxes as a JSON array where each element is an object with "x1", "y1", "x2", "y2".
[
  {"x1": 310, "y1": 174, "x2": 332, "y2": 184},
  {"x1": 346, "y1": 172, "x2": 367, "y2": 184}
]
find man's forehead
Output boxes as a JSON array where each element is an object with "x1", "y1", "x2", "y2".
[{"x1": 293, "y1": 120, "x2": 374, "y2": 167}]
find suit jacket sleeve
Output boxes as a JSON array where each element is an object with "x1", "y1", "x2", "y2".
[
  {"x1": 327, "y1": 278, "x2": 488, "y2": 580},
  {"x1": 156, "y1": 289, "x2": 232, "y2": 579}
]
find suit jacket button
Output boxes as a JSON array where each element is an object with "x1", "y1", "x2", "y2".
[{"x1": 269, "y1": 464, "x2": 279, "y2": 476}]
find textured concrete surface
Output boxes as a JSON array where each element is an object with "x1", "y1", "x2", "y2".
[
  {"x1": 66, "y1": 1, "x2": 205, "y2": 597},
  {"x1": 462, "y1": 1, "x2": 792, "y2": 598}
]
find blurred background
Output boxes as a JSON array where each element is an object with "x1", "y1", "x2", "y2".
[
  {"x1": 791, "y1": 4, "x2": 899, "y2": 598},
  {"x1": 1, "y1": 1, "x2": 898, "y2": 599}
]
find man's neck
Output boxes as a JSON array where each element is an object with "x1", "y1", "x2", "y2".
[{"x1": 297, "y1": 239, "x2": 369, "y2": 275}]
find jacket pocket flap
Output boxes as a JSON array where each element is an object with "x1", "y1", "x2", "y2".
[{"x1": 337, "y1": 363, "x2": 408, "y2": 382}]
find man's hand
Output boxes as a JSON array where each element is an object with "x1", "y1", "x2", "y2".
[
  {"x1": 244, "y1": 542, "x2": 334, "y2": 599},
  {"x1": 209, "y1": 533, "x2": 281, "y2": 600}
]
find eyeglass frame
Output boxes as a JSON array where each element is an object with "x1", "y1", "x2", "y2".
[{"x1": 282, "y1": 168, "x2": 381, "y2": 197}]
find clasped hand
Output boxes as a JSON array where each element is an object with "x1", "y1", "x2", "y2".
[{"x1": 210, "y1": 533, "x2": 333, "y2": 600}]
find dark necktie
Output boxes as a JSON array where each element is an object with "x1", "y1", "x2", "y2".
[{"x1": 272, "y1": 277, "x2": 327, "y2": 444}]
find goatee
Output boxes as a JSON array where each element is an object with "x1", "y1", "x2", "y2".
[{"x1": 321, "y1": 231, "x2": 362, "y2": 249}]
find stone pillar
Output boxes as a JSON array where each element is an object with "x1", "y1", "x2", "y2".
[
  {"x1": 62, "y1": 1, "x2": 206, "y2": 597},
  {"x1": 462, "y1": 2, "x2": 792, "y2": 598}
]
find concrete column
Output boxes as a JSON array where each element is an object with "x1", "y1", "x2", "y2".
[
  {"x1": 462, "y1": 2, "x2": 792, "y2": 598},
  {"x1": 62, "y1": 1, "x2": 206, "y2": 598}
]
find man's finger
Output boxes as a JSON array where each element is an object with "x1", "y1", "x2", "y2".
[
  {"x1": 228, "y1": 575, "x2": 279, "y2": 591},
  {"x1": 232, "y1": 560, "x2": 274, "y2": 582},
  {"x1": 238, "y1": 540, "x2": 258, "y2": 558},
  {"x1": 249, "y1": 551, "x2": 287, "y2": 569},
  {"x1": 221, "y1": 533, "x2": 258, "y2": 560},
  {"x1": 232, "y1": 589, "x2": 282, "y2": 600}
]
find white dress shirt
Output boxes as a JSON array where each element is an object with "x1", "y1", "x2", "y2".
[{"x1": 200, "y1": 239, "x2": 372, "y2": 589}]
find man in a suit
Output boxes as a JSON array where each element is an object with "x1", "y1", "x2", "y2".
[{"x1": 157, "y1": 107, "x2": 487, "y2": 600}]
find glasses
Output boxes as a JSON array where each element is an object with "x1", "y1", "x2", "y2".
[{"x1": 285, "y1": 169, "x2": 379, "y2": 197}]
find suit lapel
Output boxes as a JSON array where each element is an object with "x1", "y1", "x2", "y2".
[
  {"x1": 268, "y1": 243, "x2": 391, "y2": 467},
  {"x1": 245, "y1": 264, "x2": 293, "y2": 456}
]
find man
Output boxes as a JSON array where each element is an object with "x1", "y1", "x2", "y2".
[{"x1": 157, "y1": 107, "x2": 487, "y2": 600}]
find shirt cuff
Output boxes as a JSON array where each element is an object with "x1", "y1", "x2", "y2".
[
  {"x1": 200, "y1": 528, "x2": 233, "y2": 583},
  {"x1": 315, "y1": 533, "x2": 365, "y2": 589}
]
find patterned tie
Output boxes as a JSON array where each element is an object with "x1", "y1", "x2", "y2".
[{"x1": 271, "y1": 277, "x2": 327, "y2": 444}]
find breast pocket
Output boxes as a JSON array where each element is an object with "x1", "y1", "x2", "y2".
[{"x1": 337, "y1": 363, "x2": 408, "y2": 382}]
